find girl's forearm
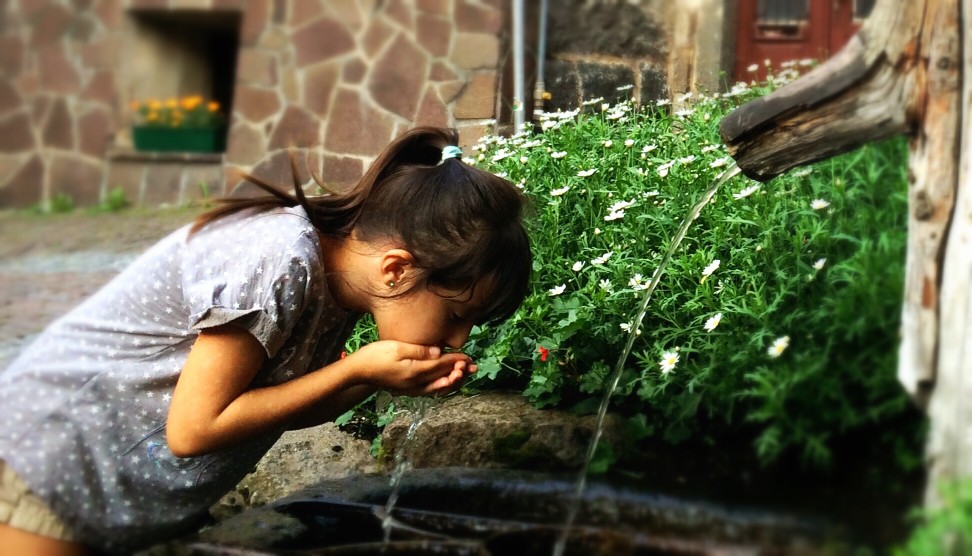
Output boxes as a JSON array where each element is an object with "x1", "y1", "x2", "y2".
[{"x1": 169, "y1": 358, "x2": 366, "y2": 457}]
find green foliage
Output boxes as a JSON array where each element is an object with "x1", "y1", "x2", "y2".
[
  {"x1": 461, "y1": 75, "x2": 913, "y2": 471},
  {"x1": 48, "y1": 192, "x2": 75, "y2": 214},
  {"x1": 895, "y1": 481, "x2": 972, "y2": 555},
  {"x1": 97, "y1": 187, "x2": 130, "y2": 213}
]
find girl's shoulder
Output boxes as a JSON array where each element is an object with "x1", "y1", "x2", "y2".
[{"x1": 191, "y1": 205, "x2": 319, "y2": 255}]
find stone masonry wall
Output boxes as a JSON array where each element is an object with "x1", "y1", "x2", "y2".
[
  {"x1": 0, "y1": 0, "x2": 507, "y2": 208},
  {"x1": 542, "y1": 0, "x2": 670, "y2": 113}
]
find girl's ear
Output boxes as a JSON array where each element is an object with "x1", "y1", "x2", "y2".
[{"x1": 378, "y1": 249, "x2": 416, "y2": 288}]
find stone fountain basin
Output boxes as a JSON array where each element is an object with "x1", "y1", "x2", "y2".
[{"x1": 169, "y1": 467, "x2": 845, "y2": 555}]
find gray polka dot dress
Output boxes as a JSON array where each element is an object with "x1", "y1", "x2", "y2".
[{"x1": 0, "y1": 205, "x2": 357, "y2": 553}]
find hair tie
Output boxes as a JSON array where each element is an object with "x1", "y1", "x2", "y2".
[{"x1": 439, "y1": 145, "x2": 462, "y2": 164}]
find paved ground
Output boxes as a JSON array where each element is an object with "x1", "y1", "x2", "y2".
[{"x1": 0, "y1": 205, "x2": 206, "y2": 368}]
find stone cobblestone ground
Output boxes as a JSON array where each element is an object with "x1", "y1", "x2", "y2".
[{"x1": 0, "y1": 206, "x2": 206, "y2": 369}]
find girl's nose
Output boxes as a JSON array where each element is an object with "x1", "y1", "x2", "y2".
[{"x1": 444, "y1": 324, "x2": 474, "y2": 350}]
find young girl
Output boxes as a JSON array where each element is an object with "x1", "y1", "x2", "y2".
[{"x1": 0, "y1": 126, "x2": 532, "y2": 555}]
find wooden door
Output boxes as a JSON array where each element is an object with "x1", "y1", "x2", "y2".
[{"x1": 734, "y1": 0, "x2": 877, "y2": 82}]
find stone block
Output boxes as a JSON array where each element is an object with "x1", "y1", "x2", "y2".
[
  {"x1": 342, "y1": 58, "x2": 367, "y2": 84},
  {"x1": 323, "y1": 88, "x2": 395, "y2": 157},
  {"x1": 577, "y1": 61, "x2": 635, "y2": 105},
  {"x1": 383, "y1": 0, "x2": 413, "y2": 31},
  {"x1": 0, "y1": 81, "x2": 21, "y2": 118},
  {"x1": 94, "y1": 0, "x2": 123, "y2": 30},
  {"x1": 236, "y1": 48, "x2": 278, "y2": 87},
  {"x1": 80, "y1": 71, "x2": 116, "y2": 104},
  {"x1": 543, "y1": 59, "x2": 579, "y2": 113},
  {"x1": 30, "y1": 3, "x2": 72, "y2": 48},
  {"x1": 234, "y1": 85, "x2": 281, "y2": 124},
  {"x1": 78, "y1": 105, "x2": 112, "y2": 158},
  {"x1": 240, "y1": 0, "x2": 270, "y2": 46},
  {"x1": 362, "y1": 17, "x2": 394, "y2": 59},
  {"x1": 249, "y1": 148, "x2": 309, "y2": 191},
  {"x1": 303, "y1": 63, "x2": 339, "y2": 117},
  {"x1": 0, "y1": 155, "x2": 44, "y2": 208},
  {"x1": 292, "y1": 17, "x2": 355, "y2": 67},
  {"x1": 42, "y1": 98, "x2": 74, "y2": 150},
  {"x1": 268, "y1": 105, "x2": 321, "y2": 150},
  {"x1": 182, "y1": 163, "x2": 225, "y2": 203},
  {"x1": 369, "y1": 34, "x2": 428, "y2": 120},
  {"x1": 454, "y1": 121, "x2": 490, "y2": 148},
  {"x1": 290, "y1": 0, "x2": 324, "y2": 27},
  {"x1": 429, "y1": 61, "x2": 458, "y2": 83},
  {"x1": 450, "y1": 32, "x2": 499, "y2": 70},
  {"x1": 225, "y1": 122, "x2": 268, "y2": 165},
  {"x1": 0, "y1": 36, "x2": 24, "y2": 77},
  {"x1": 325, "y1": 0, "x2": 365, "y2": 33},
  {"x1": 416, "y1": 0, "x2": 449, "y2": 16},
  {"x1": 104, "y1": 160, "x2": 145, "y2": 206},
  {"x1": 37, "y1": 45, "x2": 82, "y2": 95},
  {"x1": 639, "y1": 62, "x2": 669, "y2": 105},
  {"x1": 141, "y1": 163, "x2": 184, "y2": 206},
  {"x1": 48, "y1": 153, "x2": 104, "y2": 206},
  {"x1": 453, "y1": 73, "x2": 496, "y2": 119},
  {"x1": 456, "y1": 1, "x2": 502, "y2": 34},
  {"x1": 547, "y1": 0, "x2": 667, "y2": 60},
  {"x1": 0, "y1": 112, "x2": 37, "y2": 153},
  {"x1": 415, "y1": 85, "x2": 448, "y2": 128},
  {"x1": 416, "y1": 13, "x2": 451, "y2": 57},
  {"x1": 320, "y1": 155, "x2": 363, "y2": 192}
]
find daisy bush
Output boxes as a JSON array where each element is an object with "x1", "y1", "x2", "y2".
[{"x1": 458, "y1": 75, "x2": 916, "y2": 470}]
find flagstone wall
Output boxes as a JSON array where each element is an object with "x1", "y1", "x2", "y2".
[{"x1": 0, "y1": 0, "x2": 507, "y2": 208}]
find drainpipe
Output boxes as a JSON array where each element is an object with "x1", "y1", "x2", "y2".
[
  {"x1": 512, "y1": 0, "x2": 525, "y2": 132},
  {"x1": 533, "y1": 0, "x2": 549, "y2": 119}
]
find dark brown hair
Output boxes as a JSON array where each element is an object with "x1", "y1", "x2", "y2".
[{"x1": 191, "y1": 126, "x2": 532, "y2": 324}]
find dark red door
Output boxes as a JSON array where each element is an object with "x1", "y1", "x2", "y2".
[{"x1": 734, "y1": 0, "x2": 876, "y2": 82}]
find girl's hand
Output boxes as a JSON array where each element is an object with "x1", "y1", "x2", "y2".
[{"x1": 346, "y1": 340, "x2": 476, "y2": 396}]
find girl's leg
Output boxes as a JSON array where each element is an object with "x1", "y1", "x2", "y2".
[{"x1": 0, "y1": 523, "x2": 89, "y2": 556}]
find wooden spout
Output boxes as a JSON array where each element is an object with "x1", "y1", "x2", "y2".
[{"x1": 719, "y1": 2, "x2": 923, "y2": 181}]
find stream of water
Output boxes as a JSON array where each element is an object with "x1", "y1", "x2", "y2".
[
  {"x1": 381, "y1": 396, "x2": 433, "y2": 543},
  {"x1": 551, "y1": 163, "x2": 742, "y2": 556}
]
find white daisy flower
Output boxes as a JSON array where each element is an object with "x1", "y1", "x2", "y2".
[
  {"x1": 620, "y1": 322, "x2": 632, "y2": 333},
  {"x1": 624, "y1": 139, "x2": 635, "y2": 147},
  {"x1": 519, "y1": 156, "x2": 528, "y2": 164},
  {"x1": 550, "y1": 151, "x2": 567, "y2": 159},
  {"x1": 604, "y1": 210, "x2": 625, "y2": 221},
  {"x1": 550, "y1": 186, "x2": 570, "y2": 196},
  {"x1": 491, "y1": 149, "x2": 512, "y2": 162},
  {"x1": 642, "y1": 144, "x2": 657, "y2": 153},
  {"x1": 733, "y1": 184, "x2": 760, "y2": 200},
  {"x1": 701, "y1": 144, "x2": 720, "y2": 153},
  {"x1": 609, "y1": 199, "x2": 635, "y2": 212},
  {"x1": 709, "y1": 157, "x2": 729, "y2": 168},
  {"x1": 704, "y1": 313, "x2": 723, "y2": 332},
  {"x1": 616, "y1": 84, "x2": 634, "y2": 91},
  {"x1": 548, "y1": 284, "x2": 566, "y2": 296},
  {"x1": 811, "y1": 199, "x2": 830, "y2": 210},
  {"x1": 659, "y1": 351, "x2": 679, "y2": 374},
  {"x1": 602, "y1": 140, "x2": 613, "y2": 148},
  {"x1": 593, "y1": 227, "x2": 602, "y2": 235},
  {"x1": 577, "y1": 168, "x2": 598, "y2": 177},
  {"x1": 598, "y1": 279, "x2": 613, "y2": 292},
  {"x1": 701, "y1": 259, "x2": 721, "y2": 282},
  {"x1": 679, "y1": 155, "x2": 696, "y2": 165},
  {"x1": 747, "y1": 63, "x2": 759, "y2": 72},
  {"x1": 590, "y1": 251, "x2": 613, "y2": 265},
  {"x1": 655, "y1": 98, "x2": 671, "y2": 106},
  {"x1": 582, "y1": 96, "x2": 605, "y2": 106},
  {"x1": 768, "y1": 335, "x2": 790, "y2": 358},
  {"x1": 571, "y1": 261, "x2": 585, "y2": 272},
  {"x1": 813, "y1": 258, "x2": 827, "y2": 270}
]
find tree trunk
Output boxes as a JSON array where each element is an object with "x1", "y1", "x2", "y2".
[{"x1": 720, "y1": 0, "x2": 969, "y2": 506}]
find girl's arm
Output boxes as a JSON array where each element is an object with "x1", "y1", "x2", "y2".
[{"x1": 166, "y1": 325, "x2": 470, "y2": 457}]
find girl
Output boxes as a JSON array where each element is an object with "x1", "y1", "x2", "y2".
[{"x1": 0, "y1": 127, "x2": 532, "y2": 555}]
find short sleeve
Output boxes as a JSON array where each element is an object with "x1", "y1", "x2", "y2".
[{"x1": 181, "y1": 215, "x2": 318, "y2": 358}]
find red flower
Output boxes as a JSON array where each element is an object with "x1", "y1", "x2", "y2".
[
  {"x1": 340, "y1": 350, "x2": 347, "y2": 359},
  {"x1": 537, "y1": 346, "x2": 549, "y2": 362}
]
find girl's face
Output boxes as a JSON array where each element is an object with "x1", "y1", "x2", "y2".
[{"x1": 370, "y1": 283, "x2": 487, "y2": 350}]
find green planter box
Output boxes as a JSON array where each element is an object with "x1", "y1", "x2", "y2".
[{"x1": 132, "y1": 126, "x2": 227, "y2": 153}]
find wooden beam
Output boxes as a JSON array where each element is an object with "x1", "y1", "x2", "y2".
[
  {"x1": 923, "y1": 0, "x2": 972, "y2": 507},
  {"x1": 719, "y1": 0, "x2": 922, "y2": 180}
]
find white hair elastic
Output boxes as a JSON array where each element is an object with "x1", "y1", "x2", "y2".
[{"x1": 439, "y1": 145, "x2": 462, "y2": 164}]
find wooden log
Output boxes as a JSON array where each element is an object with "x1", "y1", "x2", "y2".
[
  {"x1": 719, "y1": 0, "x2": 921, "y2": 181},
  {"x1": 899, "y1": 0, "x2": 960, "y2": 409},
  {"x1": 923, "y1": 0, "x2": 972, "y2": 506}
]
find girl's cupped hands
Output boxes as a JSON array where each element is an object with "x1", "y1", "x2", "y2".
[{"x1": 348, "y1": 341, "x2": 477, "y2": 396}]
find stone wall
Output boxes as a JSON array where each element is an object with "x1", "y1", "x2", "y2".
[
  {"x1": 0, "y1": 0, "x2": 507, "y2": 208},
  {"x1": 542, "y1": 0, "x2": 670, "y2": 112}
]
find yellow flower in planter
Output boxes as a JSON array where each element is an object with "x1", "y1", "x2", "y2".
[{"x1": 133, "y1": 95, "x2": 225, "y2": 129}]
